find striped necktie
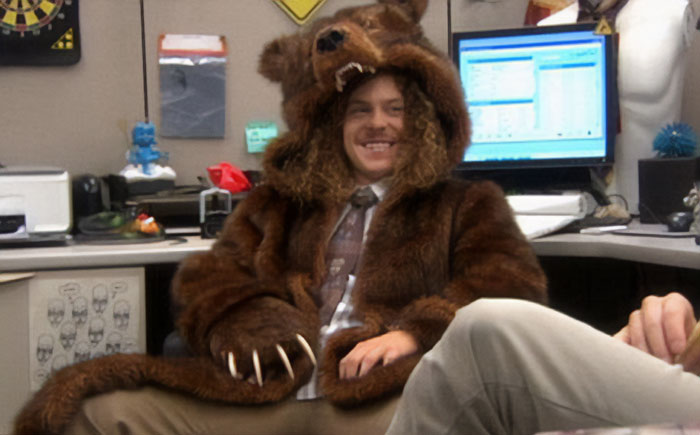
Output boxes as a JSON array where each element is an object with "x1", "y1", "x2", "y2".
[{"x1": 317, "y1": 186, "x2": 378, "y2": 326}]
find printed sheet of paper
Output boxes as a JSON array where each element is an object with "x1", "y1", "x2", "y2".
[{"x1": 28, "y1": 268, "x2": 145, "y2": 391}]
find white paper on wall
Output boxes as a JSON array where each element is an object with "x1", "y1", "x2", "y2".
[{"x1": 28, "y1": 268, "x2": 144, "y2": 392}]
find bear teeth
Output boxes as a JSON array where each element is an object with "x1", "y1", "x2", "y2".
[{"x1": 335, "y1": 62, "x2": 376, "y2": 92}]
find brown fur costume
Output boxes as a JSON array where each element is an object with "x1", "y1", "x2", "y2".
[{"x1": 14, "y1": 1, "x2": 547, "y2": 433}]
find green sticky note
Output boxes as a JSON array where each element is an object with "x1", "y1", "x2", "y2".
[{"x1": 246, "y1": 121, "x2": 278, "y2": 153}]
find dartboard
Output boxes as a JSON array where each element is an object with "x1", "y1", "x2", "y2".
[{"x1": 0, "y1": 0, "x2": 80, "y2": 65}]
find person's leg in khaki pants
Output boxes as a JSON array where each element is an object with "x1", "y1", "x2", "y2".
[
  {"x1": 66, "y1": 385, "x2": 399, "y2": 435},
  {"x1": 387, "y1": 298, "x2": 700, "y2": 435}
]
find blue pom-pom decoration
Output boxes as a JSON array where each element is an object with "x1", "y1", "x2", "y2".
[{"x1": 653, "y1": 122, "x2": 698, "y2": 158}]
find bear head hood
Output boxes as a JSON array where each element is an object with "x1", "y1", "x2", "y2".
[{"x1": 259, "y1": 0, "x2": 470, "y2": 204}]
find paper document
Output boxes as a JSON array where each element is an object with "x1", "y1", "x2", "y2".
[
  {"x1": 515, "y1": 214, "x2": 579, "y2": 240},
  {"x1": 507, "y1": 193, "x2": 594, "y2": 239},
  {"x1": 507, "y1": 194, "x2": 591, "y2": 217}
]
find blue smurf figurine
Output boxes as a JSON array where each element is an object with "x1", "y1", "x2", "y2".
[
  {"x1": 127, "y1": 122, "x2": 168, "y2": 175},
  {"x1": 120, "y1": 121, "x2": 176, "y2": 192}
]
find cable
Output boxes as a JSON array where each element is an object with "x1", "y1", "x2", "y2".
[{"x1": 139, "y1": 0, "x2": 149, "y2": 122}]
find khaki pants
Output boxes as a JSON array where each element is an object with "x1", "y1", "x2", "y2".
[
  {"x1": 387, "y1": 298, "x2": 700, "y2": 435},
  {"x1": 66, "y1": 384, "x2": 398, "y2": 435}
]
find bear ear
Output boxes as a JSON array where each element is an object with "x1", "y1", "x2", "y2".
[
  {"x1": 258, "y1": 34, "x2": 307, "y2": 83},
  {"x1": 378, "y1": 0, "x2": 428, "y2": 22}
]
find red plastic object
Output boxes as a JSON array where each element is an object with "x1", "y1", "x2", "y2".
[{"x1": 206, "y1": 162, "x2": 252, "y2": 193}]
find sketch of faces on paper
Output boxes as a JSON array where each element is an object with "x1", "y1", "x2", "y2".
[
  {"x1": 36, "y1": 334, "x2": 54, "y2": 366},
  {"x1": 113, "y1": 300, "x2": 130, "y2": 331},
  {"x1": 72, "y1": 296, "x2": 89, "y2": 327},
  {"x1": 59, "y1": 321, "x2": 77, "y2": 350},
  {"x1": 74, "y1": 341, "x2": 91, "y2": 363},
  {"x1": 88, "y1": 317, "x2": 106, "y2": 347},
  {"x1": 47, "y1": 298, "x2": 65, "y2": 328},
  {"x1": 31, "y1": 277, "x2": 142, "y2": 391},
  {"x1": 92, "y1": 284, "x2": 108, "y2": 314}
]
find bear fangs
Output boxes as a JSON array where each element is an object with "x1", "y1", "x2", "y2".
[{"x1": 335, "y1": 62, "x2": 376, "y2": 92}]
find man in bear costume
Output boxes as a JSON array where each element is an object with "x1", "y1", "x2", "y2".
[{"x1": 15, "y1": 1, "x2": 547, "y2": 433}]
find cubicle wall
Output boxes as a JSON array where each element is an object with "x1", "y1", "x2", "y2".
[
  {"x1": 1, "y1": 0, "x2": 699, "y2": 194},
  {"x1": 0, "y1": 0, "x2": 446, "y2": 185}
]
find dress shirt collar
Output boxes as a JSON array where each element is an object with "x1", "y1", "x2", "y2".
[{"x1": 361, "y1": 178, "x2": 389, "y2": 204}]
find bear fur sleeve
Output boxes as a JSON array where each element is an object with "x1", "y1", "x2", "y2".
[{"x1": 170, "y1": 185, "x2": 321, "y2": 369}]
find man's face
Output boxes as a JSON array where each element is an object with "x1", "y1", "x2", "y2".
[{"x1": 343, "y1": 74, "x2": 404, "y2": 185}]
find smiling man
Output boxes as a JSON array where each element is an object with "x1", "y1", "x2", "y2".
[
  {"x1": 342, "y1": 73, "x2": 404, "y2": 186},
  {"x1": 336, "y1": 73, "x2": 419, "y2": 381}
]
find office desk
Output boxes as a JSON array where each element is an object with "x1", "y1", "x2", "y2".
[
  {"x1": 1, "y1": 224, "x2": 698, "y2": 272},
  {"x1": 532, "y1": 230, "x2": 700, "y2": 270},
  {"x1": 0, "y1": 236, "x2": 214, "y2": 273},
  {"x1": 3, "y1": 226, "x2": 696, "y2": 337},
  {"x1": 531, "y1": 225, "x2": 699, "y2": 340}
]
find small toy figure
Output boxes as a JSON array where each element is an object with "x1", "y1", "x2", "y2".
[
  {"x1": 119, "y1": 121, "x2": 176, "y2": 191},
  {"x1": 126, "y1": 122, "x2": 166, "y2": 175},
  {"x1": 683, "y1": 181, "x2": 700, "y2": 234},
  {"x1": 653, "y1": 122, "x2": 698, "y2": 158}
]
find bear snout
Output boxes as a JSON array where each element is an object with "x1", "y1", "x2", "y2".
[{"x1": 316, "y1": 29, "x2": 346, "y2": 54}]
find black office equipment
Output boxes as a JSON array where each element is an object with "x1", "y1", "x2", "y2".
[{"x1": 638, "y1": 156, "x2": 700, "y2": 223}]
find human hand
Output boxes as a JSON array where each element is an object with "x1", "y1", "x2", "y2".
[
  {"x1": 339, "y1": 330, "x2": 418, "y2": 379},
  {"x1": 676, "y1": 321, "x2": 700, "y2": 375},
  {"x1": 613, "y1": 292, "x2": 696, "y2": 365}
]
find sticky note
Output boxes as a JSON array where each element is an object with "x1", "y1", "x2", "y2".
[{"x1": 246, "y1": 121, "x2": 278, "y2": 153}]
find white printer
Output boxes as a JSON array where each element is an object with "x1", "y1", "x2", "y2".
[{"x1": 0, "y1": 166, "x2": 71, "y2": 239}]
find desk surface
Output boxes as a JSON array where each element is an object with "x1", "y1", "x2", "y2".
[
  {"x1": 533, "y1": 231, "x2": 700, "y2": 270},
  {"x1": 0, "y1": 236, "x2": 214, "y2": 272},
  {"x1": 1, "y1": 225, "x2": 699, "y2": 272}
]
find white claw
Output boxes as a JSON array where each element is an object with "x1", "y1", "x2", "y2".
[
  {"x1": 296, "y1": 334, "x2": 317, "y2": 367},
  {"x1": 227, "y1": 352, "x2": 239, "y2": 379},
  {"x1": 276, "y1": 344, "x2": 295, "y2": 380},
  {"x1": 252, "y1": 349, "x2": 263, "y2": 387}
]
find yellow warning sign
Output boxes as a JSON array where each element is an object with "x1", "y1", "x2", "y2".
[
  {"x1": 51, "y1": 28, "x2": 75, "y2": 50},
  {"x1": 594, "y1": 17, "x2": 613, "y2": 35},
  {"x1": 273, "y1": 0, "x2": 327, "y2": 25}
]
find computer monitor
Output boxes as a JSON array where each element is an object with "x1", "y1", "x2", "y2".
[{"x1": 452, "y1": 23, "x2": 617, "y2": 179}]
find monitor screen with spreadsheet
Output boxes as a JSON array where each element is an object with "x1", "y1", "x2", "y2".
[{"x1": 452, "y1": 23, "x2": 617, "y2": 171}]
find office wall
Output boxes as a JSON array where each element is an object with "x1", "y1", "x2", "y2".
[
  {"x1": 1, "y1": 0, "x2": 144, "y2": 179},
  {"x1": 1, "y1": 0, "x2": 699, "y2": 193},
  {"x1": 0, "y1": 0, "x2": 446, "y2": 185}
]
